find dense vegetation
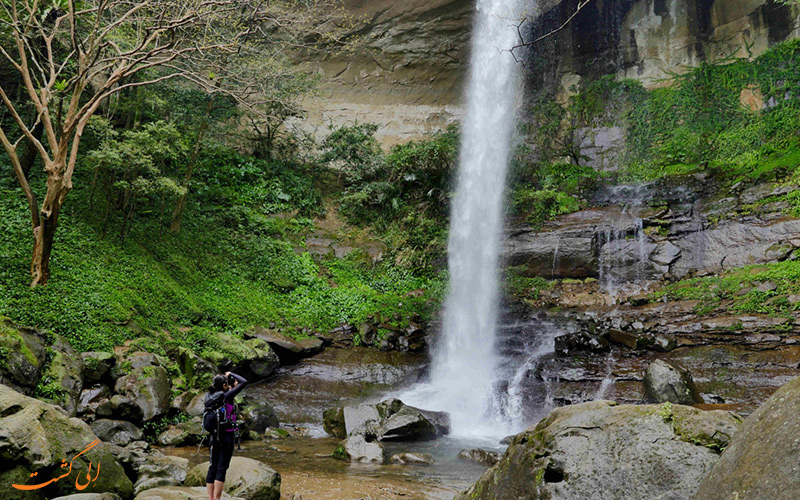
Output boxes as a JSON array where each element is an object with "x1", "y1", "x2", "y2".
[
  {"x1": 514, "y1": 39, "x2": 800, "y2": 226},
  {"x1": 0, "y1": 74, "x2": 447, "y2": 355}
]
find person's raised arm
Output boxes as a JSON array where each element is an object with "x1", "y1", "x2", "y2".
[{"x1": 224, "y1": 372, "x2": 247, "y2": 400}]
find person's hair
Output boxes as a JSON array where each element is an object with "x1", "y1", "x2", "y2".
[{"x1": 210, "y1": 374, "x2": 226, "y2": 393}]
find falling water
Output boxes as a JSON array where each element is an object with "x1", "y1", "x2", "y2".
[{"x1": 397, "y1": 0, "x2": 524, "y2": 437}]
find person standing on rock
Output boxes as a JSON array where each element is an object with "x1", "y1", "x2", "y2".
[{"x1": 205, "y1": 371, "x2": 247, "y2": 500}]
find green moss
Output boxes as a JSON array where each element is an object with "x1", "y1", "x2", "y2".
[
  {"x1": 0, "y1": 322, "x2": 39, "y2": 367},
  {"x1": 333, "y1": 443, "x2": 347, "y2": 460},
  {"x1": 649, "y1": 260, "x2": 800, "y2": 316}
]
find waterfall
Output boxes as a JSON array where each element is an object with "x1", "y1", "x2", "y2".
[{"x1": 397, "y1": 0, "x2": 524, "y2": 438}]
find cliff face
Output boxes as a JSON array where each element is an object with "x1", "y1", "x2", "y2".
[
  {"x1": 294, "y1": 0, "x2": 473, "y2": 146},
  {"x1": 527, "y1": 0, "x2": 800, "y2": 100},
  {"x1": 296, "y1": 0, "x2": 799, "y2": 146}
]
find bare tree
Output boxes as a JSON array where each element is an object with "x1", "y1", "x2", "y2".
[{"x1": 0, "y1": 0, "x2": 350, "y2": 286}]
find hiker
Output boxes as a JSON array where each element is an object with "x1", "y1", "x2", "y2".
[{"x1": 204, "y1": 371, "x2": 247, "y2": 500}]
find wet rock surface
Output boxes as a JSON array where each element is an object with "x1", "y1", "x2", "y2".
[
  {"x1": 504, "y1": 181, "x2": 800, "y2": 281},
  {"x1": 249, "y1": 347, "x2": 426, "y2": 424},
  {"x1": 457, "y1": 401, "x2": 741, "y2": 500},
  {"x1": 458, "y1": 449, "x2": 501, "y2": 466}
]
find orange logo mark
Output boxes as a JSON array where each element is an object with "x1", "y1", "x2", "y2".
[{"x1": 12, "y1": 439, "x2": 102, "y2": 491}]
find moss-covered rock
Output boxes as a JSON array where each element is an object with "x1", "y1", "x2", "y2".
[
  {"x1": 322, "y1": 407, "x2": 346, "y2": 439},
  {"x1": 694, "y1": 376, "x2": 800, "y2": 499},
  {"x1": 0, "y1": 318, "x2": 47, "y2": 394},
  {"x1": 38, "y1": 336, "x2": 84, "y2": 416},
  {"x1": 156, "y1": 418, "x2": 204, "y2": 447},
  {"x1": 0, "y1": 384, "x2": 133, "y2": 499},
  {"x1": 114, "y1": 365, "x2": 171, "y2": 423},
  {"x1": 201, "y1": 333, "x2": 280, "y2": 380},
  {"x1": 456, "y1": 401, "x2": 741, "y2": 500},
  {"x1": 81, "y1": 352, "x2": 116, "y2": 385}
]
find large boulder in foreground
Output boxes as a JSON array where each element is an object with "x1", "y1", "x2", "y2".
[
  {"x1": 694, "y1": 376, "x2": 800, "y2": 500},
  {"x1": 185, "y1": 457, "x2": 280, "y2": 500},
  {"x1": 0, "y1": 384, "x2": 133, "y2": 500},
  {"x1": 134, "y1": 487, "x2": 244, "y2": 500},
  {"x1": 644, "y1": 359, "x2": 704, "y2": 405},
  {"x1": 457, "y1": 401, "x2": 741, "y2": 500}
]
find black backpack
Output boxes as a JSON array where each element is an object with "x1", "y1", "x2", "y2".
[{"x1": 203, "y1": 391, "x2": 235, "y2": 436}]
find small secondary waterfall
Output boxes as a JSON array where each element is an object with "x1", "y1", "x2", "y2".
[{"x1": 398, "y1": 0, "x2": 524, "y2": 437}]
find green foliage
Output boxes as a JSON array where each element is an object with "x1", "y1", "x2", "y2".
[
  {"x1": 0, "y1": 142, "x2": 441, "y2": 353},
  {"x1": 320, "y1": 123, "x2": 383, "y2": 185},
  {"x1": 142, "y1": 413, "x2": 190, "y2": 443},
  {"x1": 322, "y1": 124, "x2": 459, "y2": 271},
  {"x1": 658, "y1": 402, "x2": 674, "y2": 423},
  {"x1": 511, "y1": 188, "x2": 582, "y2": 227},
  {"x1": 505, "y1": 270, "x2": 552, "y2": 301},
  {"x1": 522, "y1": 40, "x2": 800, "y2": 189},
  {"x1": 649, "y1": 260, "x2": 800, "y2": 317}
]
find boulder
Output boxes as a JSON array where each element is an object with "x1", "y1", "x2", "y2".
[
  {"x1": 694, "y1": 376, "x2": 800, "y2": 500},
  {"x1": 108, "y1": 442, "x2": 189, "y2": 495},
  {"x1": 0, "y1": 319, "x2": 47, "y2": 394},
  {"x1": 458, "y1": 448, "x2": 501, "y2": 466},
  {"x1": 91, "y1": 419, "x2": 144, "y2": 446},
  {"x1": 39, "y1": 336, "x2": 85, "y2": 416},
  {"x1": 156, "y1": 418, "x2": 204, "y2": 447},
  {"x1": 108, "y1": 395, "x2": 145, "y2": 423},
  {"x1": 334, "y1": 435, "x2": 385, "y2": 464},
  {"x1": 81, "y1": 352, "x2": 116, "y2": 385},
  {"x1": 343, "y1": 404, "x2": 381, "y2": 438},
  {"x1": 134, "y1": 486, "x2": 244, "y2": 500},
  {"x1": 322, "y1": 407, "x2": 346, "y2": 439},
  {"x1": 78, "y1": 385, "x2": 111, "y2": 416},
  {"x1": 456, "y1": 401, "x2": 741, "y2": 500},
  {"x1": 185, "y1": 457, "x2": 280, "y2": 500},
  {"x1": 114, "y1": 365, "x2": 171, "y2": 422},
  {"x1": 201, "y1": 333, "x2": 280, "y2": 381},
  {"x1": 0, "y1": 384, "x2": 133, "y2": 500},
  {"x1": 185, "y1": 393, "x2": 206, "y2": 417},
  {"x1": 248, "y1": 328, "x2": 323, "y2": 364},
  {"x1": 239, "y1": 402, "x2": 279, "y2": 434},
  {"x1": 174, "y1": 347, "x2": 216, "y2": 391},
  {"x1": 377, "y1": 405, "x2": 438, "y2": 441},
  {"x1": 389, "y1": 452, "x2": 434, "y2": 465},
  {"x1": 644, "y1": 359, "x2": 704, "y2": 405},
  {"x1": 324, "y1": 399, "x2": 450, "y2": 441}
]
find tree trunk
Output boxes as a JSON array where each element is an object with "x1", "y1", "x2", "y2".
[
  {"x1": 30, "y1": 200, "x2": 62, "y2": 287},
  {"x1": 20, "y1": 121, "x2": 44, "y2": 178},
  {"x1": 30, "y1": 163, "x2": 70, "y2": 287}
]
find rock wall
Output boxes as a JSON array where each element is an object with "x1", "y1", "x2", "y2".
[
  {"x1": 525, "y1": 0, "x2": 800, "y2": 98},
  {"x1": 293, "y1": 0, "x2": 799, "y2": 147},
  {"x1": 293, "y1": 0, "x2": 472, "y2": 147}
]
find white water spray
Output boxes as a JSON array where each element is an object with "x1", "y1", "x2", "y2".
[{"x1": 398, "y1": 0, "x2": 524, "y2": 438}]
